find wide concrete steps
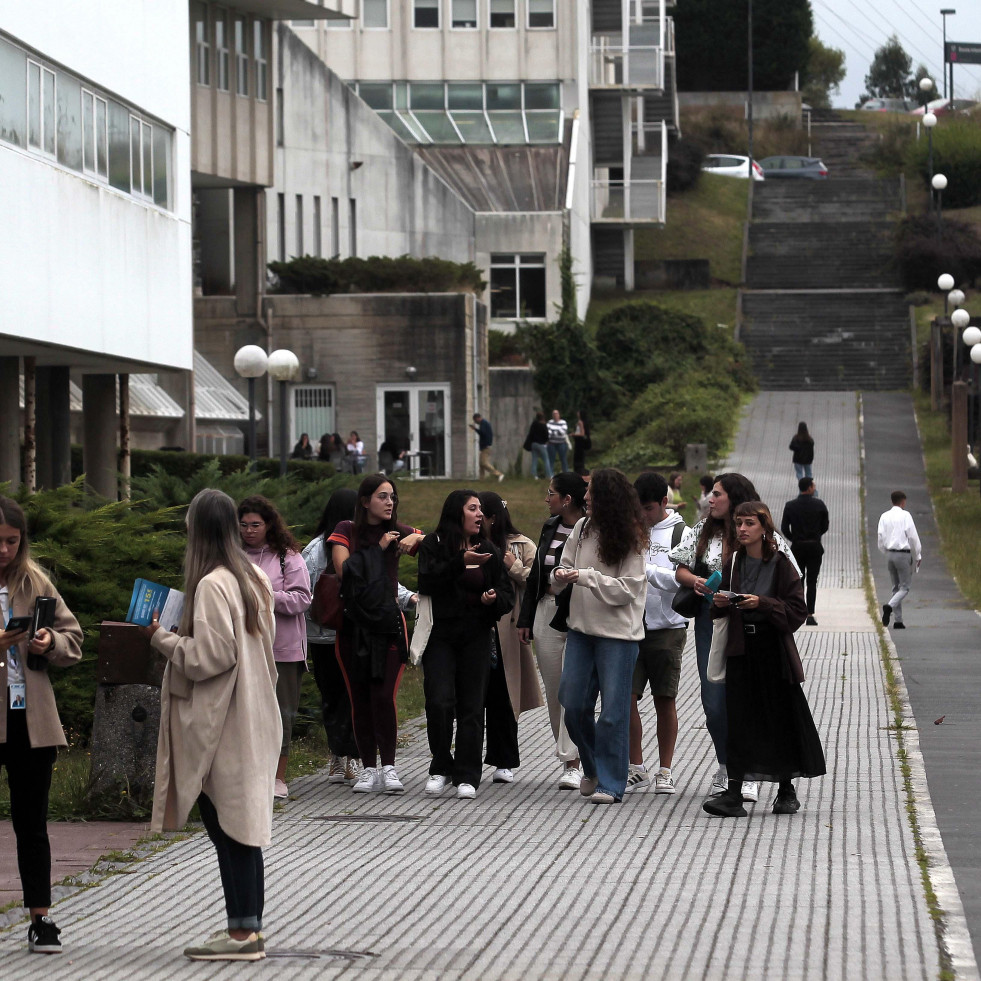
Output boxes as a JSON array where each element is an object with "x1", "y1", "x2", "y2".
[
  {"x1": 810, "y1": 121, "x2": 880, "y2": 178},
  {"x1": 752, "y1": 179, "x2": 903, "y2": 223},
  {"x1": 741, "y1": 290, "x2": 912, "y2": 390}
]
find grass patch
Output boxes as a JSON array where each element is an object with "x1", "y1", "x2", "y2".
[
  {"x1": 586, "y1": 288, "x2": 738, "y2": 333},
  {"x1": 635, "y1": 173, "x2": 749, "y2": 285}
]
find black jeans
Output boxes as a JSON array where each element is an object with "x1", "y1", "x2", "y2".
[
  {"x1": 1, "y1": 706, "x2": 57, "y2": 909},
  {"x1": 197, "y1": 793, "x2": 264, "y2": 932},
  {"x1": 484, "y1": 646, "x2": 519, "y2": 769},
  {"x1": 791, "y1": 542, "x2": 824, "y2": 615},
  {"x1": 309, "y1": 640, "x2": 358, "y2": 758},
  {"x1": 423, "y1": 619, "x2": 492, "y2": 787}
]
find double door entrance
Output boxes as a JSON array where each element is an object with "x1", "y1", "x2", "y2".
[{"x1": 376, "y1": 385, "x2": 450, "y2": 477}]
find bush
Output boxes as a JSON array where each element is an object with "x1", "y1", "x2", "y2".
[
  {"x1": 488, "y1": 329, "x2": 527, "y2": 366},
  {"x1": 268, "y1": 254, "x2": 487, "y2": 295},
  {"x1": 895, "y1": 215, "x2": 981, "y2": 291},
  {"x1": 666, "y1": 137, "x2": 704, "y2": 193},
  {"x1": 906, "y1": 119, "x2": 981, "y2": 208}
]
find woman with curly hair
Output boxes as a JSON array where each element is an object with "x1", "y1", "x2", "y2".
[
  {"x1": 556, "y1": 468, "x2": 647, "y2": 803},
  {"x1": 669, "y1": 473, "x2": 799, "y2": 804},
  {"x1": 703, "y1": 501, "x2": 825, "y2": 818},
  {"x1": 238, "y1": 495, "x2": 311, "y2": 800}
]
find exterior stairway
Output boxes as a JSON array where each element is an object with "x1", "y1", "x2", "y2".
[{"x1": 739, "y1": 179, "x2": 913, "y2": 391}]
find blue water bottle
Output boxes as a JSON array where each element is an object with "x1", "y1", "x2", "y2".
[{"x1": 703, "y1": 570, "x2": 722, "y2": 594}]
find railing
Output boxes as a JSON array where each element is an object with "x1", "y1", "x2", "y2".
[
  {"x1": 589, "y1": 40, "x2": 665, "y2": 89},
  {"x1": 591, "y1": 180, "x2": 665, "y2": 223}
]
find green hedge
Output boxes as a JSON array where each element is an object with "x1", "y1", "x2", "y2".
[
  {"x1": 906, "y1": 119, "x2": 981, "y2": 209},
  {"x1": 894, "y1": 215, "x2": 981, "y2": 291}
]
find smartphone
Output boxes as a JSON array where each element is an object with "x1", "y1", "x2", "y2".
[
  {"x1": 5, "y1": 615, "x2": 32, "y2": 633},
  {"x1": 731, "y1": 595, "x2": 747, "y2": 604}
]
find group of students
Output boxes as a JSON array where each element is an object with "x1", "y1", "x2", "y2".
[{"x1": 0, "y1": 463, "x2": 827, "y2": 962}]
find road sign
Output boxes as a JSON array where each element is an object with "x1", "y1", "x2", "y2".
[{"x1": 945, "y1": 41, "x2": 981, "y2": 65}]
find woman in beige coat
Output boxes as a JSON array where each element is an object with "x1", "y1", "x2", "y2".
[
  {"x1": 145, "y1": 489, "x2": 280, "y2": 963},
  {"x1": 0, "y1": 496, "x2": 83, "y2": 956}
]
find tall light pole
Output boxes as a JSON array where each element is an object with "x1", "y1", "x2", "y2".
[
  {"x1": 932, "y1": 172, "x2": 948, "y2": 237},
  {"x1": 923, "y1": 110, "x2": 937, "y2": 184},
  {"x1": 940, "y1": 8, "x2": 956, "y2": 100},
  {"x1": 267, "y1": 349, "x2": 300, "y2": 477},
  {"x1": 747, "y1": 0, "x2": 753, "y2": 180},
  {"x1": 233, "y1": 344, "x2": 268, "y2": 464}
]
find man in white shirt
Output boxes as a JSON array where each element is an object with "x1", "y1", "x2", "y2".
[{"x1": 877, "y1": 490, "x2": 922, "y2": 629}]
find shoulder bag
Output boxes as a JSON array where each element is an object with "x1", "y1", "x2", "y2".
[
  {"x1": 706, "y1": 554, "x2": 738, "y2": 683},
  {"x1": 670, "y1": 523, "x2": 705, "y2": 619},
  {"x1": 549, "y1": 519, "x2": 586, "y2": 632},
  {"x1": 311, "y1": 570, "x2": 344, "y2": 630}
]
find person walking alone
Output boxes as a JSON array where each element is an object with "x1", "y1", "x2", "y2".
[
  {"x1": 789, "y1": 422, "x2": 814, "y2": 482},
  {"x1": 877, "y1": 490, "x2": 921, "y2": 629},
  {"x1": 471, "y1": 413, "x2": 504, "y2": 482},
  {"x1": 780, "y1": 478, "x2": 829, "y2": 626},
  {"x1": 523, "y1": 412, "x2": 552, "y2": 480},
  {"x1": 546, "y1": 409, "x2": 570, "y2": 474}
]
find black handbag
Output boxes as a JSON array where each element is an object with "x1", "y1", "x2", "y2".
[
  {"x1": 671, "y1": 556, "x2": 709, "y2": 619},
  {"x1": 549, "y1": 584, "x2": 573, "y2": 632}
]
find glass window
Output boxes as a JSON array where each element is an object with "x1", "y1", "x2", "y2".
[
  {"x1": 413, "y1": 111, "x2": 462, "y2": 143},
  {"x1": 254, "y1": 20, "x2": 267, "y2": 101},
  {"x1": 313, "y1": 195, "x2": 322, "y2": 257},
  {"x1": 82, "y1": 89, "x2": 108, "y2": 179},
  {"x1": 296, "y1": 194, "x2": 303, "y2": 256},
  {"x1": 486, "y1": 83, "x2": 520, "y2": 110},
  {"x1": 524, "y1": 82, "x2": 560, "y2": 109},
  {"x1": 526, "y1": 111, "x2": 560, "y2": 142},
  {"x1": 216, "y1": 10, "x2": 229, "y2": 91},
  {"x1": 414, "y1": 0, "x2": 439, "y2": 28},
  {"x1": 152, "y1": 124, "x2": 170, "y2": 207},
  {"x1": 234, "y1": 17, "x2": 248, "y2": 96},
  {"x1": 451, "y1": 111, "x2": 493, "y2": 143},
  {"x1": 359, "y1": 83, "x2": 394, "y2": 109},
  {"x1": 291, "y1": 20, "x2": 315, "y2": 27},
  {"x1": 528, "y1": 0, "x2": 555, "y2": 28},
  {"x1": 194, "y1": 2, "x2": 210, "y2": 85},
  {"x1": 0, "y1": 38, "x2": 26, "y2": 147},
  {"x1": 487, "y1": 111, "x2": 525, "y2": 143},
  {"x1": 410, "y1": 83, "x2": 445, "y2": 110},
  {"x1": 56, "y1": 71, "x2": 81, "y2": 171},
  {"x1": 447, "y1": 83, "x2": 483, "y2": 110},
  {"x1": 491, "y1": 254, "x2": 546, "y2": 319},
  {"x1": 452, "y1": 0, "x2": 478, "y2": 28},
  {"x1": 108, "y1": 100, "x2": 130, "y2": 191},
  {"x1": 364, "y1": 0, "x2": 388, "y2": 28},
  {"x1": 28, "y1": 61, "x2": 57, "y2": 156},
  {"x1": 394, "y1": 82, "x2": 408, "y2": 109},
  {"x1": 490, "y1": 0, "x2": 515, "y2": 28}
]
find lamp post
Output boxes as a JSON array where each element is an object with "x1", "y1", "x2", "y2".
[
  {"x1": 233, "y1": 345, "x2": 268, "y2": 464},
  {"x1": 941, "y1": 8, "x2": 956, "y2": 100},
  {"x1": 952, "y1": 304, "x2": 970, "y2": 381},
  {"x1": 964, "y1": 323, "x2": 981, "y2": 447},
  {"x1": 267, "y1": 349, "x2": 300, "y2": 477},
  {"x1": 922, "y1": 110, "x2": 937, "y2": 184},
  {"x1": 932, "y1": 173, "x2": 947, "y2": 236}
]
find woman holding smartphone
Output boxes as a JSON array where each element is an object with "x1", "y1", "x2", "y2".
[{"x1": 0, "y1": 496, "x2": 83, "y2": 955}]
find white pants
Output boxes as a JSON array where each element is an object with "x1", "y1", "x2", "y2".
[{"x1": 533, "y1": 595, "x2": 578, "y2": 763}]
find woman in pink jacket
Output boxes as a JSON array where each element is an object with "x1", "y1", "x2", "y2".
[{"x1": 238, "y1": 495, "x2": 312, "y2": 800}]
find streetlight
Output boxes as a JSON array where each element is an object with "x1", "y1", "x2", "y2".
[
  {"x1": 964, "y1": 323, "x2": 981, "y2": 449},
  {"x1": 233, "y1": 344, "x2": 268, "y2": 464},
  {"x1": 267, "y1": 349, "x2": 300, "y2": 477},
  {"x1": 952, "y1": 305, "x2": 970, "y2": 380},
  {"x1": 932, "y1": 172, "x2": 948, "y2": 235},
  {"x1": 922, "y1": 110, "x2": 937, "y2": 183},
  {"x1": 941, "y1": 8, "x2": 956, "y2": 100}
]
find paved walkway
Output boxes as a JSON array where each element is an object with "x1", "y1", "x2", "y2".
[{"x1": 0, "y1": 392, "x2": 976, "y2": 979}]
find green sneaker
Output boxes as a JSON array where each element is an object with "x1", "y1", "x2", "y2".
[{"x1": 183, "y1": 931, "x2": 262, "y2": 961}]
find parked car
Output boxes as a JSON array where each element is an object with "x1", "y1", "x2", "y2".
[
  {"x1": 701, "y1": 154, "x2": 764, "y2": 181},
  {"x1": 910, "y1": 97, "x2": 979, "y2": 117},
  {"x1": 860, "y1": 97, "x2": 913, "y2": 112},
  {"x1": 759, "y1": 156, "x2": 828, "y2": 180}
]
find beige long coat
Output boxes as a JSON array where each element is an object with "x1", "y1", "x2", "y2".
[
  {"x1": 0, "y1": 577, "x2": 83, "y2": 747},
  {"x1": 500, "y1": 533, "x2": 545, "y2": 719},
  {"x1": 150, "y1": 566, "x2": 281, "y2": 848}
]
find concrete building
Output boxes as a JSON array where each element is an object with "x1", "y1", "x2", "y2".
[{"x1": 0, "y1": 1, "x2": 193, "y2": 495}]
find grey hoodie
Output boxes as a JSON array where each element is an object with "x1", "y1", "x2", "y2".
[{"x1": 643, "y1": 510, "x2": 688, "y2": 630}]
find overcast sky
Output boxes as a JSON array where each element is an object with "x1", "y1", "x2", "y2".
[{"x1": 810, "y1": 0, "x2": 981, "y2": 107}]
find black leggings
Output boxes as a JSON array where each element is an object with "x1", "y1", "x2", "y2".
[
  {"x1": 309, "y1": 640, "x2": 358, "y2": 758},
  {"x1": 197, "y1": 793, "x2": 264, "y2": 932},
  {"x1": 1, "y1": 706, "x2": 56, "y2": 909}
]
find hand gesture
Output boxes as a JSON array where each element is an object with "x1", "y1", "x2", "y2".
[
  {"x1": 464, "y1": 549, "x2": 491, "y2": 566},
  {"x1": 553, "y1": 568, "x2": 579, "y2": 585},
  {"x1": 480, "y1": 588, "x2": 497, "y2": 606}
]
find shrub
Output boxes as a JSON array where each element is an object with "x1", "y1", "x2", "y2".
[
  {"x1": 268, "y1": 254, "x2": 486, "y2": 295},
  {"x1": 666, "y1": 137, "x2": 704, "y2": 193},
  {"x1": 906, "y1": 119, "x2": 981, "y2": 208},
  {"x1": 895, "y1": 215, "x2": 981, "y2": 291},
  {"x1": 488, "y1": 329, "x2": 528, "y2": 366}
]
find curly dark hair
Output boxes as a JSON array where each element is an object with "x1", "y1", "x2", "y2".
[
  {"x1": 733, "y1": 500, "x2": 777, "y2": 561},
  {"x1": 582, "y1": 468, "x2": 646, "y2": 566},
  {"x1": 696, "y1": 472, "x2": 759, "y2": 560},
  {"x1": 237, "y1": 494, "x2": 300, "y2": 557}
]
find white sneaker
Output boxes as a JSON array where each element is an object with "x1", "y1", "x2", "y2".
[
  {"x1": 710, "y1": 766, "x2": 728, "y2": 796},
  {"x1": 381, "y1": 764, "x2": 404, "y2": 794},
  {"x1": 352, "y1": 767, "x2": 377, "y2": 793},
  {"x1": 425, "y1": 773, "x2": 451, "y2": 795},
  {"x1": 624, "y1": 765, "x2": 650, "y2": 794},
  {"x1": 492, "y1": 768, "x2": 514, "y2": 783},
  {"x1": 742, "y1": 780, "x2": 761, "y2": 803},
  {"x1": 654, "y1": 769, "x2": 676, "y2": 795},
  {"x1": 327, "y1": 756, "x2": 346, "y2": 784},
  {"x1": 456, "y1": 782, "x2": 476, "y2": 799},
  {"x1": 273, "y1": 779, "x2": 288, "y2": 799},
  {"x1": 558, "y1": 766, "x2": 582, "y2": 790}
]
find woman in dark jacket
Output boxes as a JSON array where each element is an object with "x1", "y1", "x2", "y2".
[
  {"x1": 523, "y1": 411, "x2": 552, "y2": 480},
  {"x1": 418, "y1": 490, "x2": 514, "y2": 800},
  {"x1": 703, "y1": 501, "x2": 825, "y2": 818},
  {"x1": 516, "y1": 472, "x2": 587, "y2": 789},
  {"x1": 789, "y1": 422, "x2": 814, "y2": 481}
]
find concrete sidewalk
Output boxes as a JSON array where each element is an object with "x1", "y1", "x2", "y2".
[{"x1": 0, "y1": 391, "x2": 974, "y2": 979}]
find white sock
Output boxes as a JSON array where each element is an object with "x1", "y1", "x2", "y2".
[
  {"x1": 658, "y1": 766, "x2": 672, "y2": 777},
  {"x1": 631, "y1": 762, "x2": 647, "y2": 772}
]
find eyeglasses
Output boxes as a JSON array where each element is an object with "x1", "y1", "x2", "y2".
[{"x1": 239, "y1": 522, "x2": 264, "y2": 530}]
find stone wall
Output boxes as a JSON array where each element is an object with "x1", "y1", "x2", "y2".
[{"x1": 489, "y1": 366, "x2": 538, "y2": 476}]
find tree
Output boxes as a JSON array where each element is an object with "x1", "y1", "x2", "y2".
[
  {"x1": 801, "y1": 36, "x2": 846, "y2": 109},
  {"x1": 863, "y1": 35, "x2": 913, "y2": 100}
]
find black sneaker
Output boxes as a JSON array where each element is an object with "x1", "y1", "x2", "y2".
[
  {"x1": 805, "y1": 615, "x2": 817, "y2": 626},
  {"x1": 894, "y1": 622, "x2": 906, "y2": 629},
  {"x1": 28, "y1": 915, "x2": 62, "y2": 954},
  {"x1": 702, "y1": 793, "x2": 747, "y2": 818},
  {"x1": 881, "y1": 604, "x2": 892, "y2": 627},
  {"x1": 772, "y1": 791, "x2": 801, "y2": 815}
]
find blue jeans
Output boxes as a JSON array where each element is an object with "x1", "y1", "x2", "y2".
[
  {"x1": 793, "y1": 462, "x2": 813, "y2": 481},
  {"x1": 547, "y1": 441, "x2": 569, "y2": 473},
  {"x1": 694, "y1": 604, "x2": 727, "y2": 765},
  {"x1": 530, "y1": 443, "x2": 552, "y2": 479},
  {"x1": 558, "y1": 629, "x2": 638, "y2": 799}
]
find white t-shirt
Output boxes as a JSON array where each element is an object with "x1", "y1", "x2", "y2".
[{"x1": 0, "y1": 586, "x2": 25, "y2": 686}]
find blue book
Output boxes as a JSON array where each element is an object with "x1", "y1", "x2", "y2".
[{"x1": 126, "y1": 579, "x2": 184, "y2": 632}]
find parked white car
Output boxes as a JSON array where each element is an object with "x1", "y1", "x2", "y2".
[{"x1": 702, "y1": 154, "x2": 764, "y2": 181}]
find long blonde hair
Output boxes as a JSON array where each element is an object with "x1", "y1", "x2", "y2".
[
  {"x1": 181, "y1": 489, "x2": 269, "y2": 636},
  {"x1": 0, "y1": 496, "x2": 54, "y2": 600}
]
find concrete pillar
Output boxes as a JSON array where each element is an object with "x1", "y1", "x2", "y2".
[
  {"x1": 36, "y1": 366, "x2": 72, "y2": 489},
  {"x1": 82, "y1": 374, "x2": 118, "y2": 500},
  {"x1": 0, "y1": 357, "x2": 20, "y2": 486},
  {"x1": 952, "y1": 381, "x2": 968, "y2": 493}
]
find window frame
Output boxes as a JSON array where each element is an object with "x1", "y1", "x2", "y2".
[
  {"x1": 489, "y1": 0, "x2": 516, "y2": 28},
  {"x1": 489, "y1": 252, "x2": 547, "y2": 321},
  {"x1": 527, "y1": 0, "x2": 556, "y2": 30},
  {"x1": 215, "y1": 8, "x2": 230, "y2": 92},
  {"x1": 129, "y1": 114, "x2": 154, "y2": 201},
  {"x1": 234, "y1": 15, "x2": 249, "y2": 98},
  {"x1": 254, "y1": 19, "x2": 268, "y2": 102},
  {"x1": 362, "y1": 0, "x2": 389, "y2": 29},
  {"x1": 81, "y1": 88, "x2": 108, "y2": 180},
  {"x1": 413, "y1": 0, "x2": 440, "y2": 30},
  {"x1": 451, "y1": 0, "x2": 479, "y2": 30},
  {"x1": 194, "y1": 3, "x2": 211, "y2": 87},
  {"x1": 27, "y1": 59, "x2": 57, "y2": 158}
]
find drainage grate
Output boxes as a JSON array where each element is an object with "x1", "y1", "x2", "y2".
[
  {"x1": 308, "y1": 814, "x2": 424, "y2": 823},
  {"x1": 265, "y1": 948, "x2": 377, "y2": 961}
]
